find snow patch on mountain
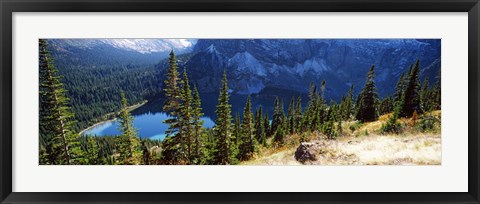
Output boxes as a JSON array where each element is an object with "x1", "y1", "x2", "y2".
[
  {"x1": 293, "y1": 57, "x2": 328, "y2": 76},
  {"x1": 228, "y1": 52, "x2": 266, "y2": 76},
  {"x1": 101, "y1": 39, "x2": 196, "y2": 53},
  {"x1": 234, "y1": 77, "x2": 265, "y2": 94},
  {"x1": 51, "y1": 39, "x2": 196, "y2": 54}
]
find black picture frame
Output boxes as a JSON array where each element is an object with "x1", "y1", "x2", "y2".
[{"x1": 1, "y1": 0, "x2": 479, "y2": 203}]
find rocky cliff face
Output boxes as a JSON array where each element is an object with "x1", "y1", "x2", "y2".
[{"x1": 164, "y1": 39, "x2": 441, "y2": 100}]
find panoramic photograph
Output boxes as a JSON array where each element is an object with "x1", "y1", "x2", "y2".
[{"x1": 39, "y1": 39, "x2": 441, "y2": 165}]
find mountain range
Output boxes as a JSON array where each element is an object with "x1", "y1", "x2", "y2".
[
  {"x1": 49, "y1": 38, "x2": 441, "y2": 101},
  {"x1": 157, "y1": 39, "x2": 440, "y2": 100}
]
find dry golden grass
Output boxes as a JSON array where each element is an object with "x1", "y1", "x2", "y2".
[{"x1": 242, "y1": 111, "x2": 441, "y2": 165}]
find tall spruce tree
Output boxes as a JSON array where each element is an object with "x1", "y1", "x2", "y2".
[
  {"x1": 84, "y1": 136, "x2": 100, "y2": 165},
  {"x1": 212, "y1": 71, "x2": 234, "y2": 164},
  {"x1": 287, "y1": 97, "x2": 296, "y2": 134},
  {"x1": 295, "y1": 97, "x2": 303, "y2": 133},
  {"x1": 180, "y1": 68, "x2": 193, "y2": 161},
  {"x1": 271, "y1": 97, "x2": 282, "y2": 136},
  {"x1": 117, "y1": 91, "x2": 142, "y2": 165},
  {"x1": 39, "y1": 39, "x2": 83, "y2": 165},
  {"x1": 344, "y1": 85, "x2": 354, "y2": 120},
  {"x1": 192, "y1": 85, "x2": 204, "y2": 161},
  {"x1": 432, "y1": 69, "x2": 441, "y2": 110},
  {"x1": 263, "y1": 113, "x2": 271, "y2": 138},
  {"x1": 304, "y1": 82, "x2": 318, "y2": 130},
  {"x1": 273, "y1": 100, "x2": 286, "y2": 146},
  {"x1": 162, "y1": 50, "x2": 185, "y2": 161},
  {"x1": 400, "y1": 60, "x2": 422, "y2": 117},
  {"x1": 356, "y1": 65, "x2": 378, "y2": 122},
  {"x1": 394, "y1": 72, "x2": 406, "y2": 104},
  {"x1": 254, "y1": 106, "x2": 266, "y2": 145},
  {"x1": 238, "y1": 95, "x2": 255, "y2": 161},
  {"x1": 420, "y1": 76, "x2": 430, "y2": 112}
]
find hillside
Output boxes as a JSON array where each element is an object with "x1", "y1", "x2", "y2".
[{"x1": 242, "y1": 111, "x2": 441, "y2": 165}]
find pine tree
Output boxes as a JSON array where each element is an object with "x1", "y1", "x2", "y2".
[
  {"x1": 400, "y1": 60, "x2": 422, "y2": 117},
  {"x1": 420, "y1": 76, "x2": 430, "y2": 112},
  {"x1": 356, "y1": 65, "x2": 378, "y2": 122},
  {"x1": 271, "y1": 97, "x2": 282, "y2": 136},
  {"x1": 238, "y1": 95, "x2": 255, "y2": 161},
  {"x1": 394, "y1": 73, "x2": 406, "y2": 104},
  {"x1": 314, "y1": 91, "x2": 326, "y2": 130},
  {"x1": 254, "y1": 106, "x2": 266, "y2": 145},
  {"x1": 141, "y1": 140, "x2": 150, "y2": 165},
  {"x1": 294, "y1": 97, "x2": 303, "y2": 133},
  {"x1": 432, "y1": 69, "x2": 441, "y2": 110},
  {"x1": 321, "y1": 80, "x2": 326, "y2": 99},
  {"x1": 287, "y1": 97, "x2": 295, "y2": 134},
  {"x1": 233, "y1": 113, "x2": 242, "y2": 147},
  {"x1": 162, "y1": 50, "x2": 185, "y2": 161},
  {"x1": 85, "y1": 136, "x2": 100, "y2": 164},
  {"x1": 378, "y1": 96, "x2": 393, "y2": 115},
  {"x1": 344, "y1": 85, "x2": 354, "y2": 120},
  {"x1": 273, "y1": 100, "x2": 286, "y2": 146},
  {"x1": 192, "y1": 85, "x2": 204, "y2": 161},
  {"x1": 117, "y1": 91, "x2": 142, "y2": 165},
  {"x1": 212, "y1": 71, "x2": 234, "y2": 164},
  {"x1": 323, "y1": 108, "x2": 335, "y2": 139},
  {"x1": 263, "y1": 113, "x2": 270, "y2": 138},
  {"x1": 39, "y1": 39, "x2": 83, "y2": 165},
  {"x1": 304, "y1": 82, "x2": 318, "y2": 130},
  {"x1": 180, "y1": 68, "x2": 193, "y2": 161}
]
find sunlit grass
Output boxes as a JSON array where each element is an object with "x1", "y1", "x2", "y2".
[{"x1": 242, "y1": 111, "x2": 441, "y2": 165}]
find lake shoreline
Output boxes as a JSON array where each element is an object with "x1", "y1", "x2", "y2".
[{"x1": 79, "y1": 100, "x2": 148, "y2": 136}]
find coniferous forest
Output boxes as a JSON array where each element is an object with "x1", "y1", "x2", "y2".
[{"x1": 39, "y1": 39, "x2": 441, "y2": 165}]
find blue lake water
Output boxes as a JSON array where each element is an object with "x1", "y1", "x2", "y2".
[
  {"x1": 82, "y1": 93, "x2": 308, "y2": 140},
  {"x1": 82, "y1": 112, "x2": 214, "y2": 140}
]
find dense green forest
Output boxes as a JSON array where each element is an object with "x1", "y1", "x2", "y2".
[
  {"x1": 50, "y1": 44, "x2": 165, "y2": 130},
  {"x1": 39, "y1": 40, "x2": 441, "y2": 165}
]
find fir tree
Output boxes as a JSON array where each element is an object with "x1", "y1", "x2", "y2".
[
  {"x1": 356, "y1": 65, "x2": 378, "y2": 122},
  {"x1": 273, "y1": 100, "x2": 286, "y2": 146},
  {"x1": 287, "y1": 97, "x2": 296, "y2": 134},
  {"x1": 39, "y1": 39, "x2": 83, "y2": 165},
  {"x1": 304, "y1": 82, "x2": 318, "y2": 130},
  {"x1": 192, "y1": 85, "x2": 204, "y2": 161},
  {"x1": 212, "y1": 71, "x2": 234, "y2": 164},
  {"x1": 378, "y1": 96, "x2": 394, "y2": 115},
  {"x1": 314, "y1": 92, "x2": 326, "y2": 130},
  {"x1": 394, "y1": 72, "x2": 406, "y2": 104},
  {"x1": 271, "y1": 97, "x2": 282, "y2": 136},
  {"x1": 294, "y1": 97, "x2": 303, "y2": 133},
  {"x1": 321, "y1": 80, "x2": 326, "y2": 99},
  {"x1": 254, "y1": 106, "x2": 266, "y2": 145},
  {"x1": 323, "y1": 108, "x2": 335, "y2": 139},
  {"x1": 180, "y1": 68, "x2": 193, "y2": 161},
  {"x1": 344, "y1": 85, "x2": 354, "y2": 120},
  {"x1": 141, "y1": 140, "x2": 150, "y2": 165},
  {"x1": 432, "y1": 69, "x2": 441, "y2": 110},
  {"x1": 263, "y1": 113, "x2": 271, "y2": 138},
  {"x1": 85, "y1": 136, "x2": 100, "y2": 165},
  {"x1": 238, "y1": 95, "x2": 255, "y2": 161},
  {"x1": 400, "y1": 60, "x2": 422, "y2": 117},
  {"x1": 117, "y1": 91, "x2": 142, "y2": 165},
  {"x1": 420, "y1": 76, "x2": 430, "y2": 112},
  {"x1": 162, "y1": 50, "x2": 184, "y2": 161}
]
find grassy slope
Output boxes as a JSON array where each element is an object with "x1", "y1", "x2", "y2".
[{"x1": 241, "y1": 110, "x2": 441, "y2": 165}]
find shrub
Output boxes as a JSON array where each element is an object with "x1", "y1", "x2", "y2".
[
  {"x1": 416, "y1": 115, "x2": 439, "y2": 132},
  {"x1": 381, "y1": 114, "x2": 403, "y2": 134},
  {"x1": 349, "y1": 121, "x2": 362, "y2": 132}
]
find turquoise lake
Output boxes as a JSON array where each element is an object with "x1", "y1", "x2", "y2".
[{"x1": 82, "y1": 93, "x2": 306, "y2": 140}]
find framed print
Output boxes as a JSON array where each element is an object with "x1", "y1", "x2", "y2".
[{"x1": 1, "y1": 0, "x2": 479, "y2": 203}]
